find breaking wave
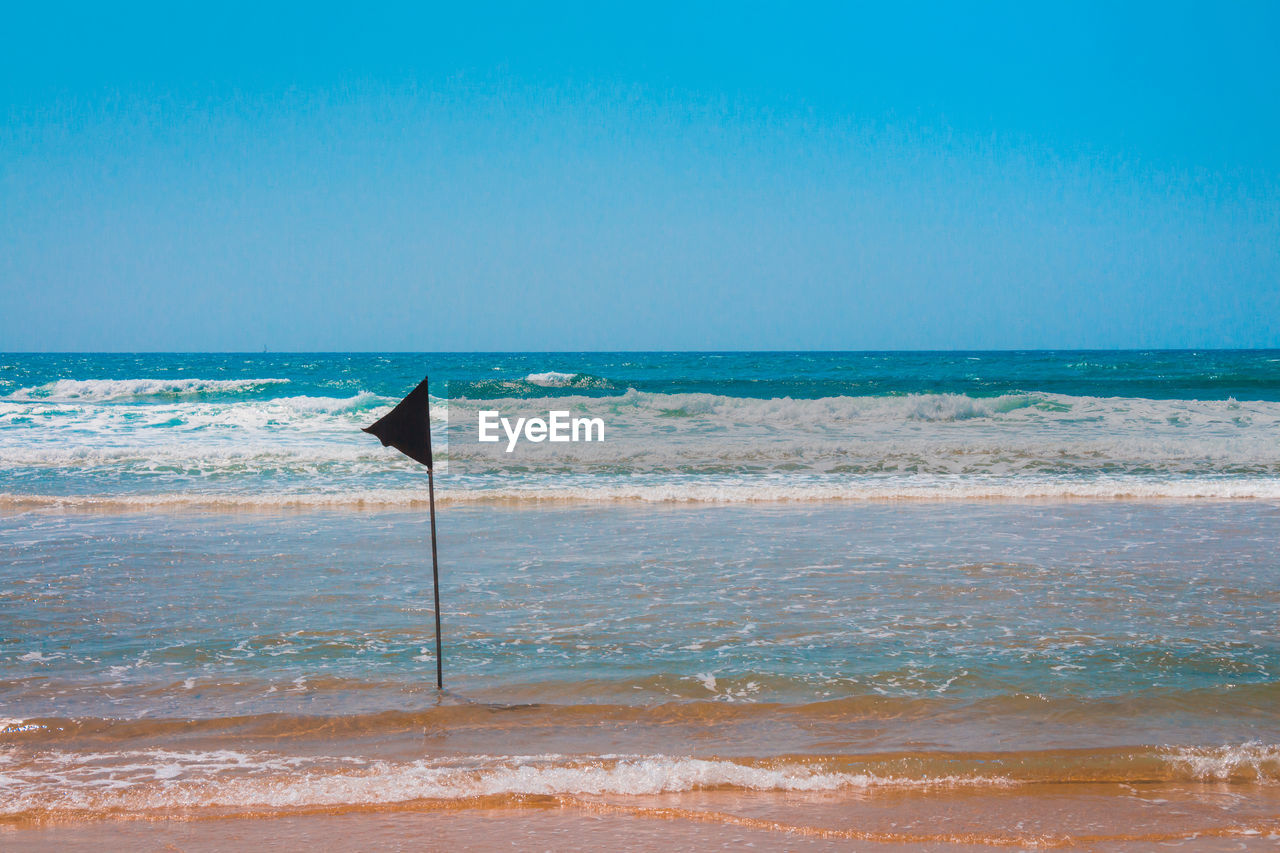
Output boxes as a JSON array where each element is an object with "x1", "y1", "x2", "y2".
[
  {"x1": 3, "y1": 377, "x2": 291, "y2": 402},
  {"x1": 1162, "y1": 742, "x2": 1280, "y2": 782},
  {"x1": 523, "y1": 371, "x2": 609, "y2": 389},
  {"x1": 2, "y1": 743, "x2": 1277, "y2": 821},
  {"x1": 3, "y1": 386, "x2": 1280, "y2": 503},
  {"x1": 450, "y1": 372, "x2": 617, "y2": 396},
  {"x1": 0, "y1": 752, "x2": 1008, "y2": 814}
]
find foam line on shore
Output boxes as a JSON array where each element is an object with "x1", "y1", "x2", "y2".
[
  {"x1": 2, "y1": 744, "x2": 1278, "y2": 821},
  {"x1": 4, "y1": 478, "x2": 1280, "y2": 511}
]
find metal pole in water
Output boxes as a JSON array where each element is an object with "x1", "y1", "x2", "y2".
[{"x1": 427, "y1": 447, "x2": 443, "y2": 690}]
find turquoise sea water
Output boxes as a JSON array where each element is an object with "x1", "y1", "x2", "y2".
[
  {"x1": 2, "y1": 350, "x2": 1280, "y2": 503},
  {"x1": 2, "y1": 352, "x2": 1279, "y2": 832}
]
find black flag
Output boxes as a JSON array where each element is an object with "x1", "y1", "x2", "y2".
[
  {"x1": 363, "y1": 375, "x2": 444, "y2": 689},
  {"x1": 363, "y1": 377, "x2": 433, "y2": 469}
]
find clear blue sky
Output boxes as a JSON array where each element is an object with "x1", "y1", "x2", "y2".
[{"x1": 2, "y1": 2, "x2": 1277, "y2": 351}]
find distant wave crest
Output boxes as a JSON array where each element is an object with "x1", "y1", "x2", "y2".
[
  {"x1": 451, "y1": 372, "x2": 616, "y2": 396},
  {"x1": 4, "y1": 377, "x2": 291, "y2": 402}
]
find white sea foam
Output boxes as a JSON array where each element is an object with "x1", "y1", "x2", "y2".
[
  {"x1": 4, "y1": 378, "x2": 290, "y2": 402},
  {"x1": 1161, "y1": 742, "x2": 1280, "y2": 782},
  {"x1": 268, "y1": 392, "x2": 391, "y2": 413},
  {"x1": 7, "y1": 745, "x2": 1278, "y2": 817},
  {"x1": 0, "y1": 750, "x2": 1010, "y2": 815},
  {"x1": 442, "y1": 390, "x2": 1280, "y2": 477},
  {"x1": 4, "y1": 477, "x2": 1280, "y2": 510},
  {"x1": 449, "y1": 387, "x2": 1278, "y2": 428},
  {"x1": 525, "y1": 372, "x2": 579, "y2": 387},
  {"x1": 3, "y1": 388, "x2": 1279, "y2": 497},
  {"x1": 520, "y1": 371, "x2": 614, "y2": 390},
  {"x1": 0, "y1": 391, "x2": 419, "y2": 475},
  {"x1": 0, "y1": 718, "x2": 44, "y2": 734}
]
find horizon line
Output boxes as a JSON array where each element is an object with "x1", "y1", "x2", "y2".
[{"x1": 3, "y1": 347, "x2": 1279, "y2": 356}]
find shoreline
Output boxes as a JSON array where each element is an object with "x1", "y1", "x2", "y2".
[
  {"x1": 7, "y1": 785, "x2": 1280, "y2": 851},
  {"x1": 5, "y1": 489, "x2": 1280, "y2": 513}
]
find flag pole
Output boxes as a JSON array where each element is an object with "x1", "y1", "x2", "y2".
[
  {"x1": 361, "y1": 375, "x2": 442, "y2": 690},
  {"x1": 427, "y1": 401, "x2": 443, "y2": 690}
]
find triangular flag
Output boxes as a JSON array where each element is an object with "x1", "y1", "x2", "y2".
[{"x1": 363, "y1": 376, "x2": 433, "y2": 469}]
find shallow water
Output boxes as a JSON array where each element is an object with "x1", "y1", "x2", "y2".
[
  {"x1": 3, "y1": 352, "x2": 1279, "y2": 845},
  {"x1": 3, "y1": 502, "x2": 1279, "y2": 844}
]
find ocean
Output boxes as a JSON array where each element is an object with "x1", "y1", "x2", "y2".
[{"x1": 3, "y1": 351, "x2": 1280, "y2": 848}]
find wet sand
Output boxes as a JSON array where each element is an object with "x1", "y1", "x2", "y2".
[{"x1": 8, "y1": 784, "x2": 1280, "y2": 852}]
